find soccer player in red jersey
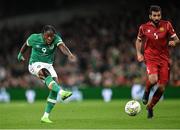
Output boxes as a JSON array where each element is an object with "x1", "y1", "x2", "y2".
[{"x1": 135, "y1": 5, "x2": 180, "y2": 118}]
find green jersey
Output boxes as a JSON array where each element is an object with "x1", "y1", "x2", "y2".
[{"x1": 27, "y1": 33, "x2": 63, "y2": 64}]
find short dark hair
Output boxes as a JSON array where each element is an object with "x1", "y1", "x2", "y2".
[
  {"x1": 42, "y1": 25, "x2": 57, "y2": 34},
  {"x1": 149, "y1": 5, "x2": 161, "y2": 15}
]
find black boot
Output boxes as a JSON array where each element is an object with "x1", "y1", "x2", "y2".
[{"x1": 147, "y1": 107, "x2": 153, "y2": 119}]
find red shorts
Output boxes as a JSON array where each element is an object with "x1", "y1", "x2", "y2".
[{"x1": 145, "y1": 60, "x2": 170, "y2": 85}]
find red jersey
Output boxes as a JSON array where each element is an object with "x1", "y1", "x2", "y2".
[{"x1": 137, "y1": 20, "x2": 176, "y2": 61}]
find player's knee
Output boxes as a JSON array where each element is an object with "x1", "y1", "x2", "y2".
[
  {"x1": 149, "y1": 78, "x2": 157, "y2": 84},
  {"x1": 149, "y1": 75, "x2": 158, "y2": 84},
  {"x1": 40, "y1": 68, "x2": 51, "y2": 78}
]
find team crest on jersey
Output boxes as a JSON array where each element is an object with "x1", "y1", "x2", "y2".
[
  {"x1": 36, "y1": 45, "x2": 40, "y2": 48},
  {"x1": 159, "y1": 27, "x2": 165, "y2": 32}
]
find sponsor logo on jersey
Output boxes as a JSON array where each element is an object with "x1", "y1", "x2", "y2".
[
  {"x1": 42, "y1": 48, "x2": 47, "y2": 53},
  {"x1": 41, "y1": 48, "x2": 49, "y2": 56}
]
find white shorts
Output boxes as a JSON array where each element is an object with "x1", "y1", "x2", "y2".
[{"x1": 28, "y1": 62, "x2": 57, "y2": 78}]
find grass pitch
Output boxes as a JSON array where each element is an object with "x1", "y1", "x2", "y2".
[{"x1": 0, "y1": 99, "x2": 180, "y2": 129}]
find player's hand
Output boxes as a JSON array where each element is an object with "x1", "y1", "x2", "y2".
[
  {"x1": 137, "y1": 53, "x2": 144, "y2": 62},
  {"x1": 168, "y1": 41, "x2": 176, "y2": 47},
  {"x1": 68, "y1": 54, "x2": 77, "y2": 62},
  {"x1": 17, "y1": 52, "x2": 25, "y2": 62}
]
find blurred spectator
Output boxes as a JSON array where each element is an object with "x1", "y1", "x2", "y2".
[
  {"x1": 25, "y1": 89, "x2": 36, "y2": 104},
  {"x1": 0, "y1": 87, "x2": 10, "y2": 103},
  {"x1": 102, "y1": 88, "x2": 113, "y2": 102}
]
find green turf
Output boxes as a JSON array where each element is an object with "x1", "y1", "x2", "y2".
[{"x1": 0, "y1": 99, "x2": 180, "y2": 129}]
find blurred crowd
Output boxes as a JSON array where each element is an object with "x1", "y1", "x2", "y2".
[{"x1": 0, "y1": 7, "x2": 180, "y2": 89}]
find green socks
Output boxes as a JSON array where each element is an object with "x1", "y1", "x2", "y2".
[
  {"x1": 45, "y1": 76, "x2": 60, "y2": 92},
  {"x1": 43, "y1": 77, "x2": 61, "y2": 119},
  {"x1": 44, "y1": 91, "x2": 58, "y2": 114},
  {"x1": 45, "y1": 102, "x2": 55, "y2": 113}
]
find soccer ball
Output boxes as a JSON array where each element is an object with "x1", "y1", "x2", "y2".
[{"x1": 125, "y1": 100, "x2": 141, "y2": 116}]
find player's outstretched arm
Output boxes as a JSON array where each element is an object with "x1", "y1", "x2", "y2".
[
  {"x1": 17, "y1": 42, "x2": 29, "y2": 62},
  {"x1": 58, "y1": 43, "x2": 76, "y2": 62},
  {"x1": 135, "y1": 38, "x2": 144, "y2": 62}
]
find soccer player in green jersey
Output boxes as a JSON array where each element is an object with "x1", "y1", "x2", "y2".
[{"x1": 17, "y1": 25, "x2": 76, "y2": 123}]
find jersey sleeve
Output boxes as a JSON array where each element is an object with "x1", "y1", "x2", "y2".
[
  {"x1": 26, "y1": 34, "x2": 34, "y2": 46},
  {"x1": 54, "y1": 34, "x2": 64, "y2": 46},
  {"x1": 167, "y1": 21, "x2": 176, "y2": 38},
  {"x1": 137, "y1": 25, "x2": 144, "y2": 40}
]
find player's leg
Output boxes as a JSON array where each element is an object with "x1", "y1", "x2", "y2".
[
  {"x1": 143, "y1": 63, "x2": 158, "y2": 105},
  {"x1": 147, "y1": 62, "x2": 169, "y2": 118},
  {"x1": 145, "y1": 73, "x2": 159, "y2": 119},
  {"x1": 39, "y1": 69, "x2": 71, "y2": 123},
  {"x1": 28, "y1": 64, "x2": 55, "y2": 123},
  {"x1": 29, "y1": 63, "x2": 72, "y2": 123},
  {"x1": 41, "y1": 90, "x2": 57, "y2": 123},
  {"x1": 38, "y1": 68, "x2": 58, "y2": 123},
  {"x1": 146, "y1": 84, "x2": 165, "y2": 118}
]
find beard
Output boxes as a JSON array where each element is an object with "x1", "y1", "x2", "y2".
[{"x1": 151, "y1": 19, "x2": 160, "y2": 27}]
